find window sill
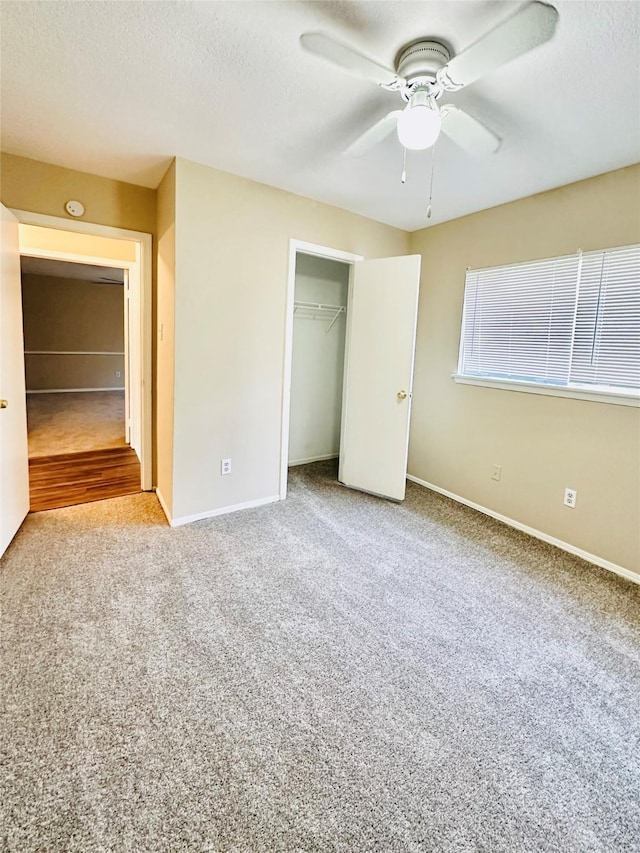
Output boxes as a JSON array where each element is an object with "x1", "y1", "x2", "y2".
[{"x1": 452, "y1": 374, "x2": 640, "y2": 407}]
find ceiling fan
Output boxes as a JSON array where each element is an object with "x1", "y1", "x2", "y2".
[{"x1": 300, "y1": 1, "x2": 559, "y2": 158}]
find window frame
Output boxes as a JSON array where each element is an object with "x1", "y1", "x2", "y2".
[{"x1": 454, "y1": 245, "x2": 640, "y2": 408}]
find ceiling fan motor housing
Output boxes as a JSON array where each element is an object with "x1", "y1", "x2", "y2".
[{"x1": 396, "y1": 40, "x2": 451, "y2": 90}]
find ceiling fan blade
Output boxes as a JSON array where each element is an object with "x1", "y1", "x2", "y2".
[
  {"x1": 345, "y1": 111, "x2": 402, "y2": 156},
  {"x1": 440, "y1": 2, "x2": 559, "y2": 90},
  {"x1": 300, "y1": 32, "x2": 402, "y2": 87},
  {"x1": 440, "y1": 105, "x2": 501, "y2": 156}
]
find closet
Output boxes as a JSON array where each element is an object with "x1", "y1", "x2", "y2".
[
  {"x1": 283, "y1": 247, "x2": 420, "y2": 502},
  {"x1": 288, "y1": 253, "x2": 350, "y2": 467}
]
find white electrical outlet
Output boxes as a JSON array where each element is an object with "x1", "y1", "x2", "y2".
[
  {"x1": 564, "y1": 488, "x2": 577, "y2": 508},
  {"x1": 221, "y1": 458, "x2": 232, "y2": 476},
  {"x1": 116, "y1": 371, "x2": 121, "y2": 378},
  {"x1": 491, "y1": 464, "x2": 502, "y2": 481}
]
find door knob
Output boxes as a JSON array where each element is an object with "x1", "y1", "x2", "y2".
[
  {"x1": 0, "y1": 400, "x2": 7, "y2": 409},
  {"x1": 397, "y1": 390, "x2": 407, "y2": 400}
]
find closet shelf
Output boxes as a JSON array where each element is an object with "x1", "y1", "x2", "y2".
[{"x1": 293, "y1": 301, "x2": 346, "y2": 333}]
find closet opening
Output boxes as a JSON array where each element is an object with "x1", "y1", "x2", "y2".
[{"x1": 280, "y1": 240, "x2": 363, "y2": 499}]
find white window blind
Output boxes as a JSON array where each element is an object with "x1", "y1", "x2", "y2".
[
  {"x1": 458, "y1": 244, "x2": 640, "y2": 396},
  {"x1": 570, "y1": 246, "x2": 640, "y2": 390}
]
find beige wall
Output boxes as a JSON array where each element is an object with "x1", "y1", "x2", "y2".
[
  {"x1": 408, "y1": 165, "x2": 640, "y2": 574},
  {"x1": 1, "y1": 153, "x2": 155, "y2": 234},
  {"x1": 1, "y1": 152, "x2": 157, "y2": 468},
  {"x1": 22, "y1": 274, "x2": 124, "y2": 391},
  {"x1": 25, "y1": 353, "x2": 124, "y2": 392},
  {"x1": 6, "y1": 151, "x2": 637, "y2": 575},
  {"x1": 156, "y1": 161, "x2": 176, "y2": 514},
  {"x1": 169, "y1": 157, "x2": 409, "y2": 521},
  {"x1": 22, "y1": 275, "x2": 124, "y2": 352}
]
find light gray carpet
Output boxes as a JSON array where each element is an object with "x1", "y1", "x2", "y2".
[
  {"x1": 2, "y1": 461, "x2": 639, "y2": 852},
  {"x1": 27, "y1": 391, "x2": 126, "y2": 457}
]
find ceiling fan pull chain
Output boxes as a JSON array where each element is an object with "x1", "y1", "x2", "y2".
[
  {"x1": 401, "y1": 146, "x2": 407, "y2": 184},
  {"x1": 426, "y1": 142, "x2": 437, "y2": 218}
]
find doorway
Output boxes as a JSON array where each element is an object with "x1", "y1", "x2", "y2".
[
  {"x1": 281, "y1": 240, "x2": 422, "y2": 504},
  {"x1": 281, "y1": 241, "x2": 362, "y2": 498},
  {"x1": 288, "y1": 253, "x2": 350, "y2": 466},
  {"x1": 13, "y1": 212, "x2": 152, "y2": 510},
  {"x1": 20, "y1": 255, "x2": 140, "y2": 510},
  {"x1": 22, "y1": 257, "x2": 127, "y2": 453}
]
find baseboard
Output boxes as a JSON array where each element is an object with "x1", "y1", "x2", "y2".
[
  {"x1": 26, "y1": 387, "x2": 124, "y2": 394},
  {"x1": 289, "y1": 453, "x2": 339, "y2": 467},
  {"x1": 165, "y1": 494, "x2": 280, "y2": 528},
  {"x1": 406, "y1": 474, "x2": 640, "y2": 586}
]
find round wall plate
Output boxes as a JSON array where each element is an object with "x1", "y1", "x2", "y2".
[{"x1": 65, "y1": 200, "x2": 85, "y2": 217}]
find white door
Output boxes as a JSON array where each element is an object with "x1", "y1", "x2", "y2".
[
  {"x1": 0, "y1": 204, "x2": 30, "y2": 556},
  {"x1": 339, "y1": 255, "x2": 421, "y2": 501}
]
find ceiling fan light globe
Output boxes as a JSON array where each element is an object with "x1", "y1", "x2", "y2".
[{"x1": 397, "y1": 104, "x2": 441, "y2": 150}]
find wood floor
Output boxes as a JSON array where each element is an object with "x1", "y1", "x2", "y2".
[{"x1": 29, "y1": 446, "x2": 141, "y2": 512}]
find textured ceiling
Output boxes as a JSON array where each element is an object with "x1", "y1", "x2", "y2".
[
  {"x1": 21, "y1": 257, "x2": 124, "y2": 284},
  {"x1": 1, "y1": 1, "x2": 639, "y2": 231}
]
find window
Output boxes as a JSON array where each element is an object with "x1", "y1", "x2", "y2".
[{"x1": 455, "y1": 245, "x2": 640, "y2": 403}]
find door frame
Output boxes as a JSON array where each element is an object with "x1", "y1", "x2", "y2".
[
  {"x1": 279, "y1": 239, "x2": 363, "y2": 500},
  {"x1": 11, "y1": 209, "x2": 153, "y2": 491},
  {"x1": 123, "y1": 268, "x2": 131, "y2": 445}
]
